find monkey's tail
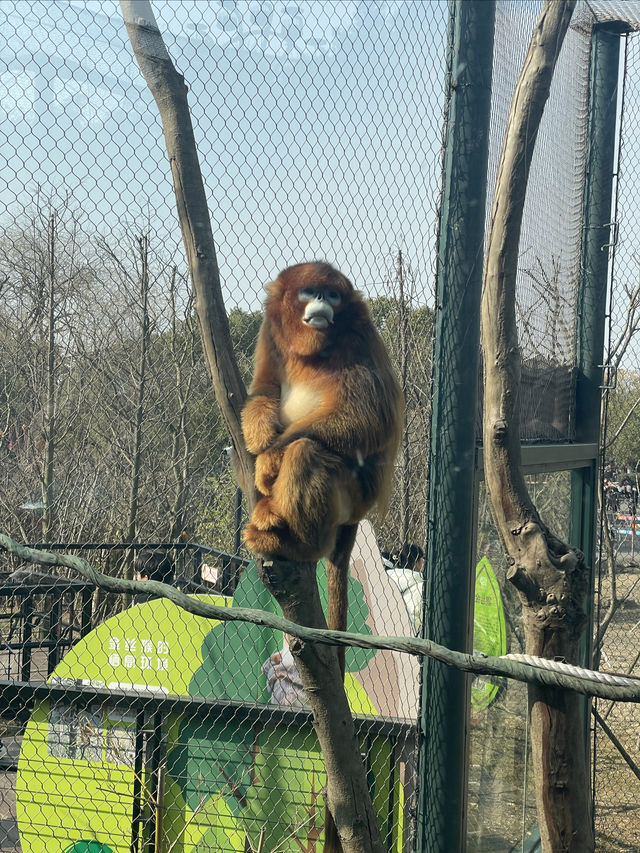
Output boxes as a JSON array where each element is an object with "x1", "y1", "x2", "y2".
[
  {"x1": 326, "y1": 523, "x2": 358, "y2": 675},
  {"x1": 323, "y1": 523, "x2": 358, "y2": 853}
]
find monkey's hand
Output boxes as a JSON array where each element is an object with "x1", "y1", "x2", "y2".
[
  {"x1": 255, "y1": 446, "x2": 284, "y2": 496},
  {"x1": 241, "y1": 394, "x2": 283, "y2": 454}
]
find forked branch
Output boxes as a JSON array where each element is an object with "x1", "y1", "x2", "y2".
[{"x1": 481, "y1": 2, "x2": 593, "y2": 851}]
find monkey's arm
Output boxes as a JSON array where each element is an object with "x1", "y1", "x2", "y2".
[{"x1": 241, "y1": 324, "x2": 284, "y2": 454}]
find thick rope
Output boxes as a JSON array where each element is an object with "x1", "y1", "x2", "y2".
[{"x1": 503, "y1": 653, "x2": 640, "y2": 689}]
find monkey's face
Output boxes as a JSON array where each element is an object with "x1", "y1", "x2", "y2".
[
  {"x1": 283, "y1": 283, "x2": 345, "y2": 355},
  {"x1": 297, "y1": 285, "x2": 342, "y2": 330},
  {"x1": 267, "y1": 262, "x2": 356, "y2": 357}
]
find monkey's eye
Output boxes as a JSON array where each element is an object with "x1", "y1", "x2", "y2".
[
  {"x1": 327, "y1": 291, "x2": 341, "y2": 307},
  {"x1": 298, "y1": 288, "x2": 316, "y2": 303}
]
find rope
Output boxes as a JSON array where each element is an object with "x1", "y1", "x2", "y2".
[{"x1": 504, "y1": 653, "x2": 640, "y2": 689}]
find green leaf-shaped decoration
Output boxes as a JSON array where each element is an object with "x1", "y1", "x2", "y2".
[
  {"x1": 189, "y1": 561, "x2": 282, "y2": 703},
  {"x1": 241, "y1": 727, "x2": 326, "y2": 853},
  {"x1": 167, "y1": 557, "x2": 375, "y2": 816},
  {"x1": 166, "y1": 716, "x2": 255, "y2": 815},
  {"x1": 167, "y1": 562, "x2": 282, "y2": 809}
]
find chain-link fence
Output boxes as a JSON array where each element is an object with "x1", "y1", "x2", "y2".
[
  {"x1": 0, "y1": 1, "x2": 446, "y2": 851},
  {"x1": 0, "y1": 0, "x2": 442, "y2": 562},
  {"x1": 3, "y1": 1, "x2": 640, "y2": 852}
]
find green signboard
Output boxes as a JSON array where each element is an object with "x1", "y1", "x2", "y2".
[{"x1": 16, "y1": 557, "x2": 406, "y2": 853}]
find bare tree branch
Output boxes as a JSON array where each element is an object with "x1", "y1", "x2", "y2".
[
  {"x1": 3, "y1": 532, "x2": 640, "y2": 702},
  {"x1": 605, "y1": 392, "x2": 640, "y2": 450},
  {"x1": 480, "y1": 2, "x2": 593, "y2": 851},
  {"x1": 120, "y1": 0, "x2": 253, "y2": 497}
]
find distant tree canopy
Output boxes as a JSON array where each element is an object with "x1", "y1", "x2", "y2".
[{"x1": 0, "y1": 204, "x2": 433, "y2": 558}]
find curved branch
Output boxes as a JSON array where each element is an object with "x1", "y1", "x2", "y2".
[
  {"x1": 480, "y1": 3, "x2": 596, "y2": 850},
  {"x1": 119, "y1": 0, "x2": 254, "y2": 500},
  {"x1": 3, "y1": 533, "x2": 640, "y2": 702},
  {"x1": 481, "y1": 0, "x2": 587, "y2": 651},
  {"x1": 481, "y1": 0, "x2": 576, "y2": 535}
]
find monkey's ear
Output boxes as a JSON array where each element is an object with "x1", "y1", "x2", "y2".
[{"x1": 265, "y1": 276, "x2": 285, "y2": 302}]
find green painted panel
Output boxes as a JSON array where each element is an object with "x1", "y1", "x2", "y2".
[{"x1": 16, "y1": 570, "x2": 393, "y2": 853}]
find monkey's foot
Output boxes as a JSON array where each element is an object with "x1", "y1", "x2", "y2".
[
  {"x1": 255, "y1": 447, "x2": 284, "y2": 496},
  {"x1": 243, "y1": 523, "x2": 287, "y2": 557}
]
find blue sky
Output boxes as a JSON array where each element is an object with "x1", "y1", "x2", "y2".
[
  {"x1": 3, "y1": 0, "x2": 626, "y2": 366},
  {"x1": 1, "y1": 0, "x2": 449, "y2": 310}
]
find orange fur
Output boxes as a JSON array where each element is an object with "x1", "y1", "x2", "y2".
[
  {"x1": 242, "y1": 261, "x2": 403, "y2": 566},
  {"x1": 241, "y1": 261, "x2": 403, "y2": 853}
]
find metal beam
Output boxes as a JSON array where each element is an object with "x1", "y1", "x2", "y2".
[
  {"x1": 415, "y1": 3, "x2": 495, "y2": 851},
  {"x1": 575, "y1": 25, "x2": 622, "y2": 445},
  {"x1": 573, "y1": 25, "x2": 622, "y2": 788},
  {"x1": 476, "y1": 443, "x2": 599, "y2": 477}
]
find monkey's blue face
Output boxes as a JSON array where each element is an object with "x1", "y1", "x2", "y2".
[{"x1": 298, "y1": 287, "x2": 342, "y2": 329}]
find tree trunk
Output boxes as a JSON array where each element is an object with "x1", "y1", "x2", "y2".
[
  {"x1": 120, "y1": 0, "x2": 253, "y2": 499},
  {"x1": 480, "y1": 2, "x2": 593, "y2": 851},
  {"x1": 42, "y1": 213, "x2": 57, "y2": 542},
  {"x1": 125, "y1": 235, "x2": 149, "y2": 549},
  {"x1": 396, "y1": 250, "x2": 410, "y2": 546},
  {"x1": 259, "y1": 558, "x2": 384, "y2": 853},
  {"x1": 120, "y1": 3, "x2": 383, "y2": 850},
  {"x1": 167, "y1": 267, "x2": 195, "y2": 541},
  {"x1": 122, "y1": 234, "x2": 150, "y2": 600}
]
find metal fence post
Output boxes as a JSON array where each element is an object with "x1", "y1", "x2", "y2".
[
  {"x1": 415, "y1": 2, "x2": 495, "y2": 852},
  {"x1": 576, "y1": 25, "x2": 623, "y2": 447},
  {"x1": 574, "y1": 22, "x2": 622, "y2": 658},
  {"x1": 573, "y1": 22, "x2": 623, "y2": 794}
]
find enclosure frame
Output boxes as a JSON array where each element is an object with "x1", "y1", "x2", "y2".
[{"x1": 416, "y1": 8, "x2": 622, "y2": 853}]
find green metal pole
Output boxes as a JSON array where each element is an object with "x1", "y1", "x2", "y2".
[
  {"x1": 575, "y1": 25, "x2": 622, "y2": 448},
  {"x1": 416, "y1": 3, "x2": 494, "y2": 852},
  {"x1": 573, "y1": 23, "x2": 623, "y2": 657},
  {"x1": 572, "y1": 21, "x2": 623, "y2": 787}
]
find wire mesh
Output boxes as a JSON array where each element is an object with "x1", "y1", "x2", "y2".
[
  {"x1": 3, "y1": 1, "x2": 639, "y2": 851},
  {"x1": 0, "y1": 0, "x2": 444, "y2": 565},
  {"x1": 596, "y1": 21, "x2": 640, "y2": 853},
  {"x1": 477, "y1": 1, "x2": 592, "y2": 445},
  {"x1": 0, "y1": 1, "x2": 447, "y2": 851}
]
